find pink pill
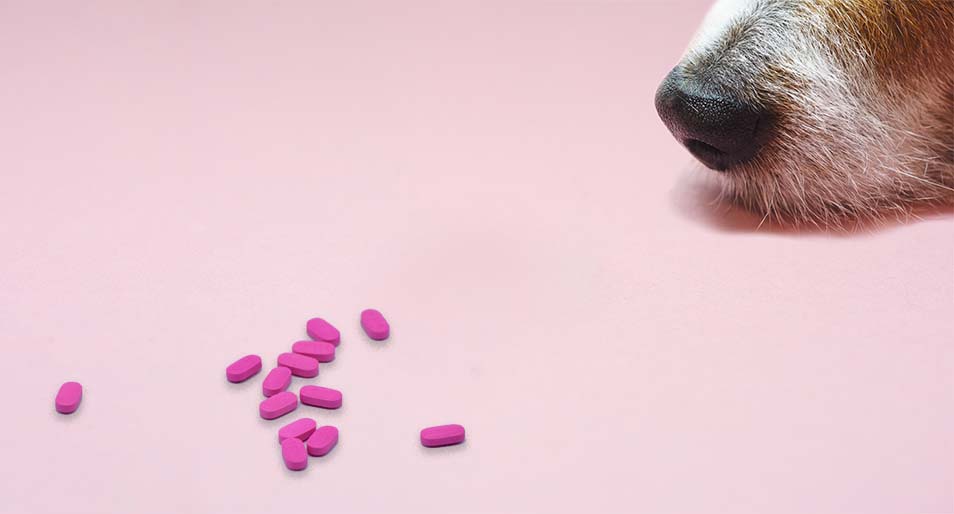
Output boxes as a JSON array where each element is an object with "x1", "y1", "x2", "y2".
[
  {"x1": 281, "y1": 438, "x2": 308, "y2": 471},
  {"x1": 360, "y1": 309, "x2": 390, "y2": 340},
  {"x1": 291, "y1": 340, "x2": 336, "y2": 362},
  {"x1": 300, "y1": 385, "x2": 342, "y2": 409},
  {"x1": 55, "y1": 381, "x2": 83, "y2": 414},
  {"x1": 277, "y1": 352, "x2": 319, "y2": 378},
  {"x1": 259, "y1": 391, "x2": 298, "y2": 420},
  {"x1": 278, "y1": 418, "x2": 317, "y2": 443},
  {"x1": 262, "y1": 366, "x2": 292, "y2": 397},
  {"x1": 420, "y1": 424, "x2": 465, "y2": 447},
  {"x1": 226, "y1": 354, "x2": 262, "y2": 383},
  {"x1": 306, "y1": 317, "x2": 340, "y2": 345},
  {"x1": 306, "y1": 426, "x2": 339, "y2": 457}
]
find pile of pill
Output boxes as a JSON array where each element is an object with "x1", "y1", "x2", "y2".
[{"x1": 57, "y1": 306, "x2": 466, "y2": 472}]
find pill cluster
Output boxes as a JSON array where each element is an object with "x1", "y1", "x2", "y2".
[
  {"x1": 225, "y1": 309, "x2": 422, "y2": 472},
  {"x1": 55, "y1": 307, "x2": 465, "y2": 471}
]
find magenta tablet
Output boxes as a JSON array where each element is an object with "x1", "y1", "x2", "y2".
[
  {"x1": 226, "y1": 354, "x2": 262, "y2": 383},
  {"x1": 306, "y1": 317, "x2": 340, "y2": 345},
  {"x1": 299, "y1": 385, "x2": 342, "y2": 409},
  {"x1": 55, "y1": 381, "x2": 83, "y2": 414},
  {"x1": 291, "y1": 340, "x2": 335, "y2": 362},
  {"x1": 277, "y1": 352, "x2": 319, "y2": 378},
  {"x1": 281, "y1": 438, "x2": 308, "y2": 471},
  {"x1": 420, "y1": 424, "x2": 465, "y2": 447},
  {"x1": 262, "y1": 366, "x2": 292, "y2": 397},
  {"x1": 306, "y1": 426, "x2": 339, "y2": 457},
  {"x1": 360, "y1": 309, "x2": 390, "y2": 340},
  {"x1": 278, "y1": 418, "x2": 317, "y2": 443},
  {"x1": 259, "y1": 391, "x2": 298, "y2": 420}
]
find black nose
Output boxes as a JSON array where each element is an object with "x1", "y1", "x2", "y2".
[{"x1": 655, "y1": 69, "x2": 772, "y2": 171}]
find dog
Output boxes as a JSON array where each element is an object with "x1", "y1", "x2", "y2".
[{"x1": 655, "y1": 0, "x2": 953, "y2": 225}]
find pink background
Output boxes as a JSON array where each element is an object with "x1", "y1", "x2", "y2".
[{"x1": 1, "y1": 1, "x2": 951, "y2": 513}]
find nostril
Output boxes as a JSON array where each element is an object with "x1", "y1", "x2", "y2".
[
  {"x1": 655, "y1": 69, "x2": 773, "y2": 171},
  {"x1": 685, "y1": 139, "x2": 729, "y2": 171},
  {"x1": 685, "y1": 139, "x2": 724, "y2": 157}
]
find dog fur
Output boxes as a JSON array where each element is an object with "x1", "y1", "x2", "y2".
[{"x1": 668, "y1": 0, "x2": 953, "y2": 225}]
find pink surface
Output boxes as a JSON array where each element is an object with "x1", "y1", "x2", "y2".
[
  {"x1": 1, "y1": 1, "x2": 951, "y2": 513},
  {"x1": 360, "y1": 309, "x2": 391, "y2": 340}
]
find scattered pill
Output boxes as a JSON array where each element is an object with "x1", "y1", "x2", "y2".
[
  {"x1": 299, "y1": 385, "x2": 343, "y2": 409},
  {"x1": 277, "y1": 352, "x2": 319, "y2": 378},
  {"x1": 226, "y1": 354, "x2": 262, "y2": 383},
  {"x1": 260, "y1": 391, "x2": 298, "y2": 420},
  {"x1": 291, "y1": 340, "x2": 335, "y2": 362},
  {"x1": 306, "y1": 426, "x2": 339, "y2": 457},
  {"x1": 262, "y1": 366, "x2": 292, "y2": 397},
  {"x1": 306, "y1": 317, "x2": 340, "y2": 345},
  {"x1": 278, "y1": 418, "x2": 317, "y2": 443},
  {"x1": 281, "y1": 438, "x2": 308, "y2": 471},
  {"x1": 360, "y1": 309, "x2": 390, "y2": 340},
  {"x1": 55, "y1": 381, "x2": 83, "y2": 414},
  {"x1": 420, "y1": 424, "x2": 465, "y2": 447}
]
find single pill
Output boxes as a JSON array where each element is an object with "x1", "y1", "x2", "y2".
[
  {"x1": 291, "y1": 340, "x2": 335, "y2": 362},
  {"x1": 278, "y1": 418, "x2": 317, "y2": 443},
  {"x1": 55, "y1": 381, "x2": 83, "y2": 414},
  {"x1": 306, "y1": 426, "x2": 339, "y2": 457},
  {"x1": 360, "y1": 309, "x2": 390, "y2": 340},
  {"x1": 259, "y1": 391, "x2": 298, "y2": 420},
  {"x1": 262, "y1": 366, "x2": 292, "y2": 397},
  {"x1": 277, "y1": 352, "x2": 319, "y2": 378},
  {"x1": 306, "y1": 317, "x2": 340, "y2": 345},
  {"x1": 420, "y1": 424, "x2": 465, "y2": 447},
  {"x1": 299, "y1": 385, "x2": 342, "y2": 409},
  {"x1": 226, "y1": 354, "x2": 262, "y2": 383},
  {"x1": 281, "y1": 438, "x2": 308, "y2": 471}
]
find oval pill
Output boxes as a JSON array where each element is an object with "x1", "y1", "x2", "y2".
[
  {"x1": 262, "y1": 366, "x2": 292, "y2": 397},
  {"x1": 281, "y1": 438, "x2": 308, "y2": 471},
  {"x1": 299, "y1": 385, "x2": 342, "y2": 409},
  {"x1": 360, "y1": 309, "x2": 390, "y2": 340},
  {"x1": 278, "y1": 418, "x2": 317, "y2": 443},
  {"x1": 55, "y1": 381, "x2": 83, "y2": 414},
  {"x1": 226, "y1": 354, "x2": 262, "y2": 383},
  {"x1": 259, "y1": 391, "x2": 298, "y2": 420},
  {"x1": 306, "y1": 425, "x2": 339, "y2": 457},
  {"x1": 420, "y1": 424, "x2": 465, "y2": 447},
  {"x1": 291, "y1": 340, "x2": 335, "y2": 362},
  {"x1": 277, "y1": 352, "x2": 319, "y2": 378},
  {"x1": 306, "y1": 317, "x2": 340, "y2": 345}
]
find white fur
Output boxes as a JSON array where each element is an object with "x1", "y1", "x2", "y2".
[{"x1": 676, "y1": 0, "x2": 954, "y2": 225}]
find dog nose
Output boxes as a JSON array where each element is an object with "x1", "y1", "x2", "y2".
[{"x1": 655, "y1": 70, "x2": 771, "y2": 171}]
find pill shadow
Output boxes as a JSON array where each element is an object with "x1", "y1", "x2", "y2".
[
  {"x1": 223, "y1": 375, "x2": 261, "y2": 393},
  {"x1": 277, "y1": 443, "x2": 341, "y2": 477},
  {"x1": 52, "y1": 406, "x2": 83, "y2": 422},
  {"x1": 418, "y1": 441, "x2": 468, "y2": 456},
  {"x1": 256, "y1": 404, "x2": 346, "y2": 431}
]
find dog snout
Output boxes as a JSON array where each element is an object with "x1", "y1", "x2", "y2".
[{"x1": 655, "y1": 69, "x2": 772, "y2": 171}]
